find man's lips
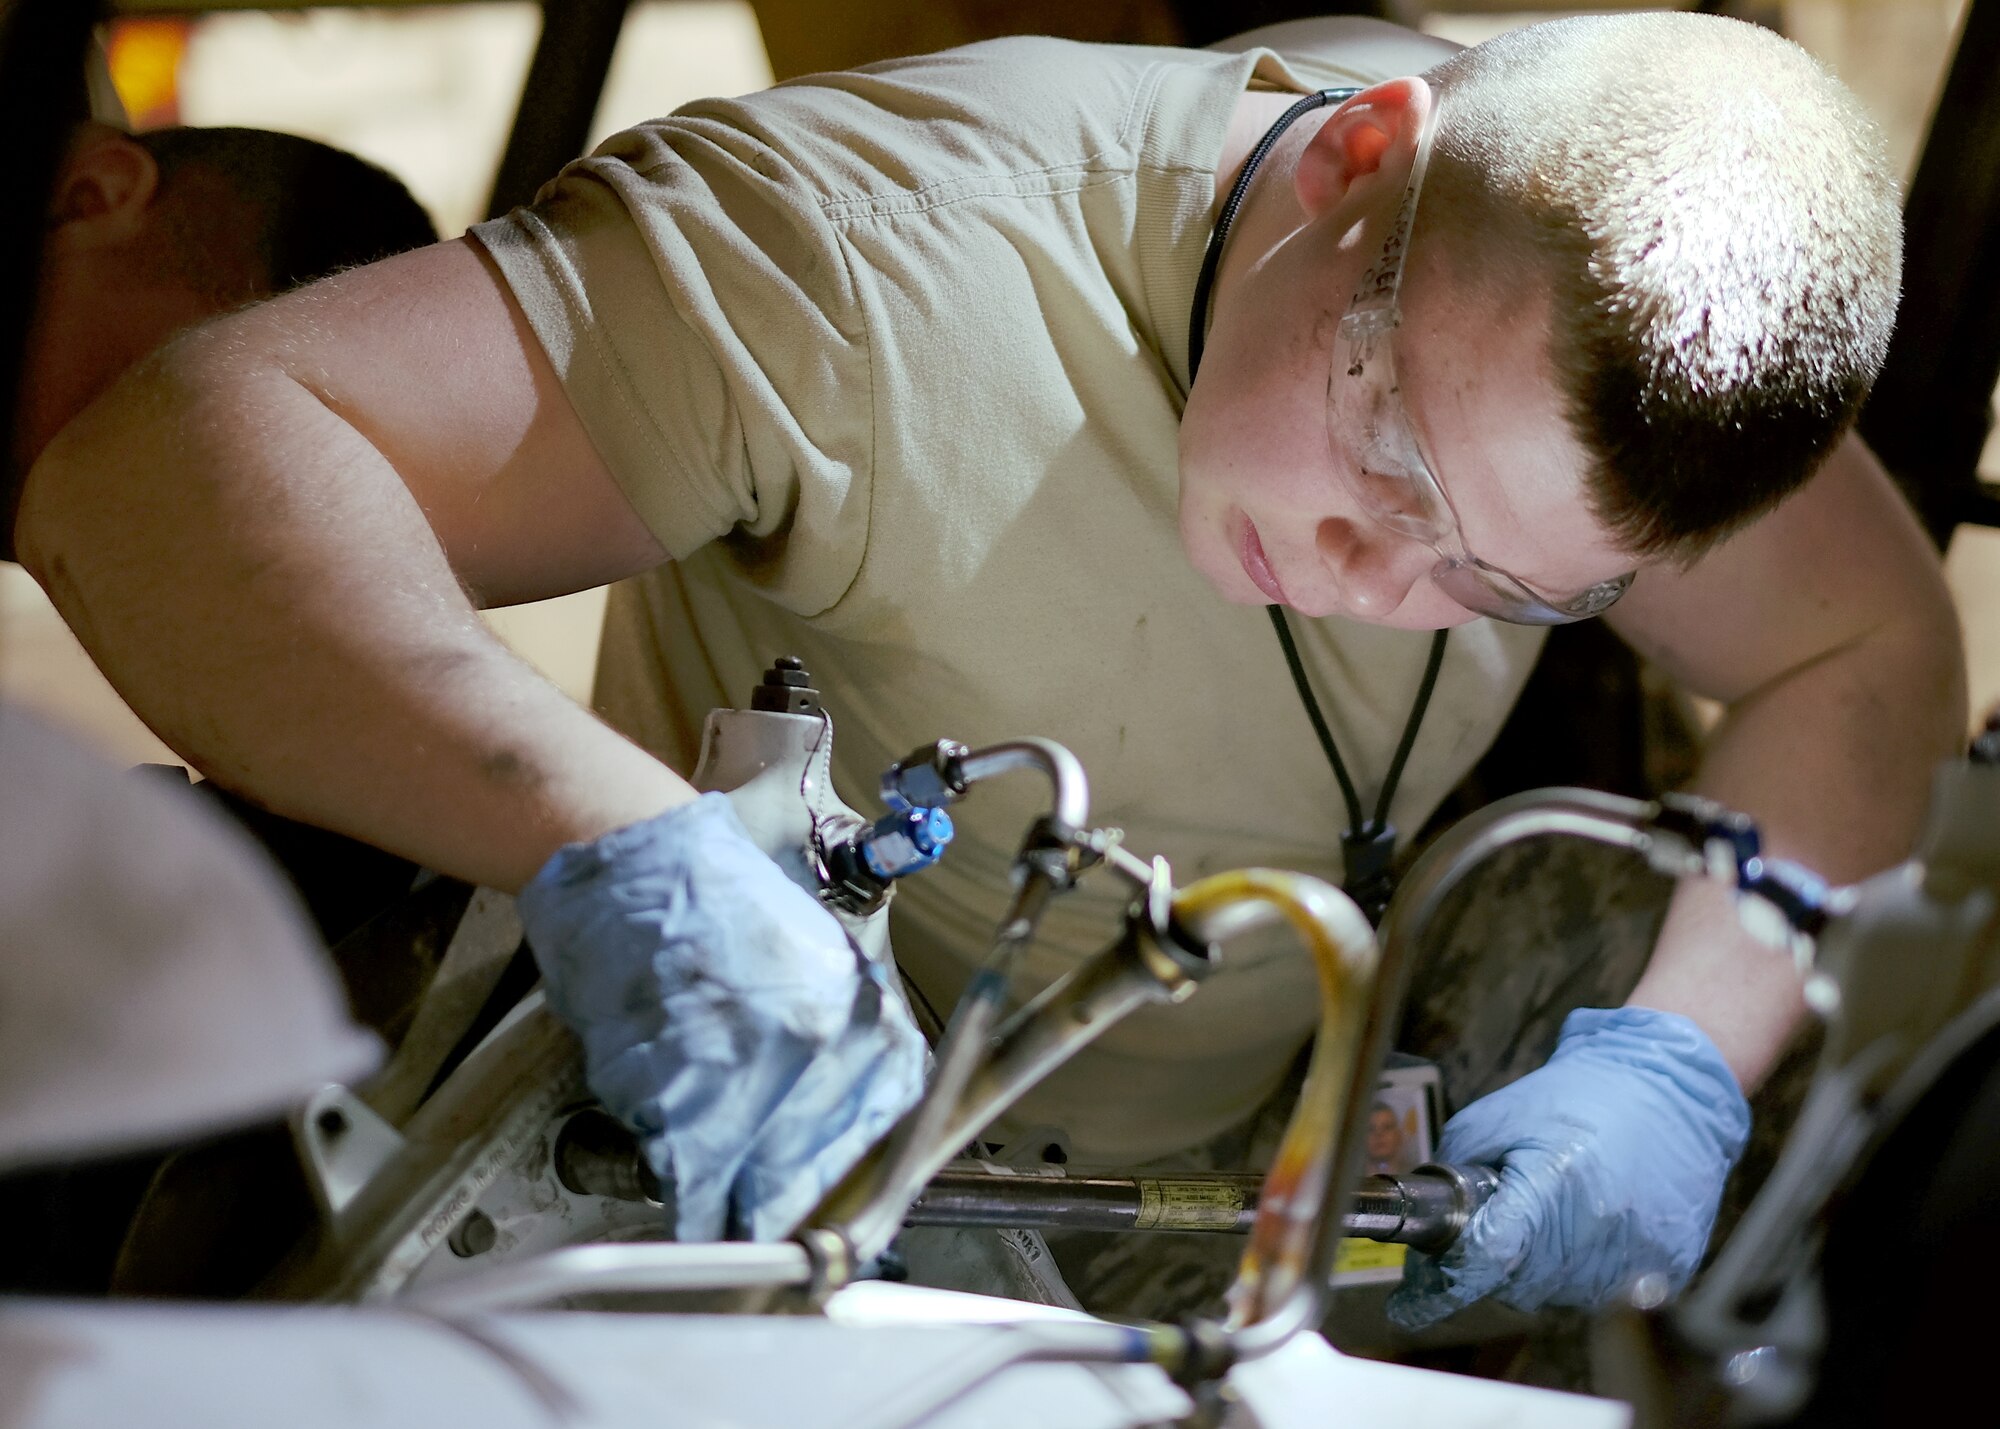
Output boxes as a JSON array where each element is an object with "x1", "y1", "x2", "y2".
[{"x1": 1239, "y1": 516, "x2": 1290, "y2": 605}]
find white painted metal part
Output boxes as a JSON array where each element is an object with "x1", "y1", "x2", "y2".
[
  {"x1": 0, "y1": 1287, "x2": 1631, "y2": 1429},
  {"x1": 693, "y1": 702, "x2": 892, "y2": 962},
  {"x1": 0, "y1": 703, "x2": 378, "y2": 1171}
]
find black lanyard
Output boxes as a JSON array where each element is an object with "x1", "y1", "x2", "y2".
[{"x1": 1184, "y1": 86, "x2": 1447, "y2": 925}]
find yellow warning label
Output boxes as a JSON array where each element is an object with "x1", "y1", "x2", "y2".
[
  {"x1": 1332, "y1": 1238, "x2": 1409, "y2": 1280},
  {"x1": 1135, "y1": 1179, "x2": 1246, "y2": 1230}
]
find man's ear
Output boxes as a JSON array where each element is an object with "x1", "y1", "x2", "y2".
[
  {"x1": 48, "y1": 123, "x2": 161, "y2": 247},
  {"x1": 1294, "y1": 77, "x2": 1430, "y2": 221}
]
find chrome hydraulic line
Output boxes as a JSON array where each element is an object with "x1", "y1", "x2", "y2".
[
  {"x1": 398, "y1": 771, "x2": 1832, "y2": 1394},
  {"x1": 1379, "y1": 787, "x2": 1837, "y2": 977},
  {"x1": 1172, "y1": 870, "x2": 1380, "y2": 1358},
  {"x1": 877, "y1": 736, "x2": 1091, "y2": 837},
  {"x1": 1396, "y1": 782, "x2": 1832, "y2": 974},
  {"x1": 824, "y1": 737, "x2": 1096, "y2": 1271},
  {"x1": 952, "y1": 739, "x2": 1091, "y2": 834}
]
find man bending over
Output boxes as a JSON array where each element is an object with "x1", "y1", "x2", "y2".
[{"x1": 15, "y1": 14, "x2": 1964, "y2": 1324}]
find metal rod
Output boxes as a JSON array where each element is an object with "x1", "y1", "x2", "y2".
[
  {"x1": 404, "y1": 1241, "x2": 813, "y2": 1314},
  {"x1": 905, "y1": 1164, "x2": 1495, "y2": 1253},
  {"x1": 908, "y1": 1170, "x2": 1262, "y2": 1233}
]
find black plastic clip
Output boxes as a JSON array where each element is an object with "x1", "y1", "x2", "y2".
[{"x1": 1342, "y1": 821, "x2": 1399, "y2": 927}]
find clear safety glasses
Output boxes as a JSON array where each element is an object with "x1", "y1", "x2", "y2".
[{"x1": 1325, "y1": 97, "x2": 1635, "y2": 626}]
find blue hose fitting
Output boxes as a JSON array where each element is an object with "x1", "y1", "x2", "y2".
[
  {"x1": 823, "y1": 805, "x2": 955, "y2": 914},
  {"x1": 859, "y1": 806, "x2": 955, "y2": 880}
]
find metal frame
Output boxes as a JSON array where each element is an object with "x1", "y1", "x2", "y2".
[
  {"x1": 485, "y1": 0, "x2": 632, "y2": 218},
  {"x1": 0, "y1": 0, "x2": 106, "y2": 553},
  {"x1": 102, "y1": 0, "x2": 638, "y2": 224},
  {"x1": 1856, "y1": 0, "x2": 2000, "y2": 545},
  {"x1": 4, "y1": 0, "x2": 638, "y2": 546}
]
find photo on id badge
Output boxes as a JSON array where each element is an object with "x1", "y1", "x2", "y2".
[{"x1": 1334, "y1": 1057, "x2": 1442, "y2": 1285}]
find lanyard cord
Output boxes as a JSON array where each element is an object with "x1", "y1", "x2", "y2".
[
  {"x1": 1267, "y1": 603, "x2": 1448, "y2": 836},
  {"x1": 1184, "y1": 86, "x2": 1448, "y2": 923},
  {"x1": 1186, "y1": 89, "x2": 1350, "y2": 376}
]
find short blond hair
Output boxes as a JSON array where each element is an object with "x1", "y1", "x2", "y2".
[{"x1": 1422, "y1": 13, "x2": 1901, "y2": 560}]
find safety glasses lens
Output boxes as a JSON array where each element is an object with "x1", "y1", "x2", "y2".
[{"x1": 1431, "y1": 562, "x2": 1633, "y2": 626}]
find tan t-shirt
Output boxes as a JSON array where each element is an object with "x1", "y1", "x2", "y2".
[{"x1": 474, "y1": 36, "x2": 1545, "y2": 1161}]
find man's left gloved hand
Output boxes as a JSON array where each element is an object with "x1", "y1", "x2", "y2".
[
  {"x1": 518, "y1": 794, "x2": 926, "y2": 1244},
  {"x1": 1386, "y1": 1006, "x2": 1751, "y2": 1329}
]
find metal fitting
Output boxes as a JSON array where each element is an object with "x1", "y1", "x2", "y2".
[
  {"x1": 748, "y1": 655, "x2": 823, "y2": 717},
  {"x1": 881, "y1": 739, "x2": 971, "y2": 811}
]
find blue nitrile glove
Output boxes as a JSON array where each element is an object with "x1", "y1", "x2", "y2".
[
  {"x1": 1386, "y1": 1006, "x2": 1750, "y2": 1329},
  {"x1": 518, "y1": 793, "x2": 926, "y2": 1243}
]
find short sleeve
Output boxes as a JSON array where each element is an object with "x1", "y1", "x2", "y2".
[{"x1": 471, "y1": 114, "x2": 873, "y2": 616}]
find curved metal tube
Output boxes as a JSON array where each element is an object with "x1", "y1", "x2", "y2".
[
  {"x1": 957, "y1": 738, "x2": 1091, "y2": 833},
  {"x1": 1224, "y1": 789, "x2": 1671, "y2": 1363},
  {"x1": 1383, "y1": 789, "x2": 1664, "y2": 956},
  {"x1": 1166, "y1": 872, "x2": 1380, "y2": 1348}
]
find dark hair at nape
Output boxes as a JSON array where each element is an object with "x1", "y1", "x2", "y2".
[
  {"x1": 1556, "y1": 279, "x2": 1871, "y2": 563},
  {"x1": 134, "y1": 127, "x2": 438, "y2": 293}
]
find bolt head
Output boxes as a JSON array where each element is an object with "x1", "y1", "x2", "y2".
[
  {"x1": 448, "y1": 1209, "x2": 499, "y2": 1258},
  {"x1": 1723, "y1": 1345, "x2": 1777, "y2": 1386},
  {"x1": 1626, "y1": 1271, "x2": 1672, "y2": 1311}
]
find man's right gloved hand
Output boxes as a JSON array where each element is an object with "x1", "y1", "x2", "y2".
[
  {"x1": 1385, "y1": 1005, "x2": 1750, "y2": 1329},
  {"x1": 518, "y1": 793, "x2": 926, "y2": 1243}
]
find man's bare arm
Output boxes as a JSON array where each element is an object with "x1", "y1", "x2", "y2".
[
  {"x1": 15, "y1": 238, "x2": 695, "y2": 890},
  {"x1": 1608, "y1": 432, "x2": 1968, "y2": 1089}
]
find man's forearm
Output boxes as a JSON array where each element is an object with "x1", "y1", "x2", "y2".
[
  {"x1": 16, "y1": 325, "x2": 694, "y2": 892},
  {"x1": 1626, "y1": 616, "x2": 1967, "y2": 1090}
]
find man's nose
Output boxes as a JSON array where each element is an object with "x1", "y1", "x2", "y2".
[{"x1": 1315, "y1": 517, "x2": 1431, "y2": 618}]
